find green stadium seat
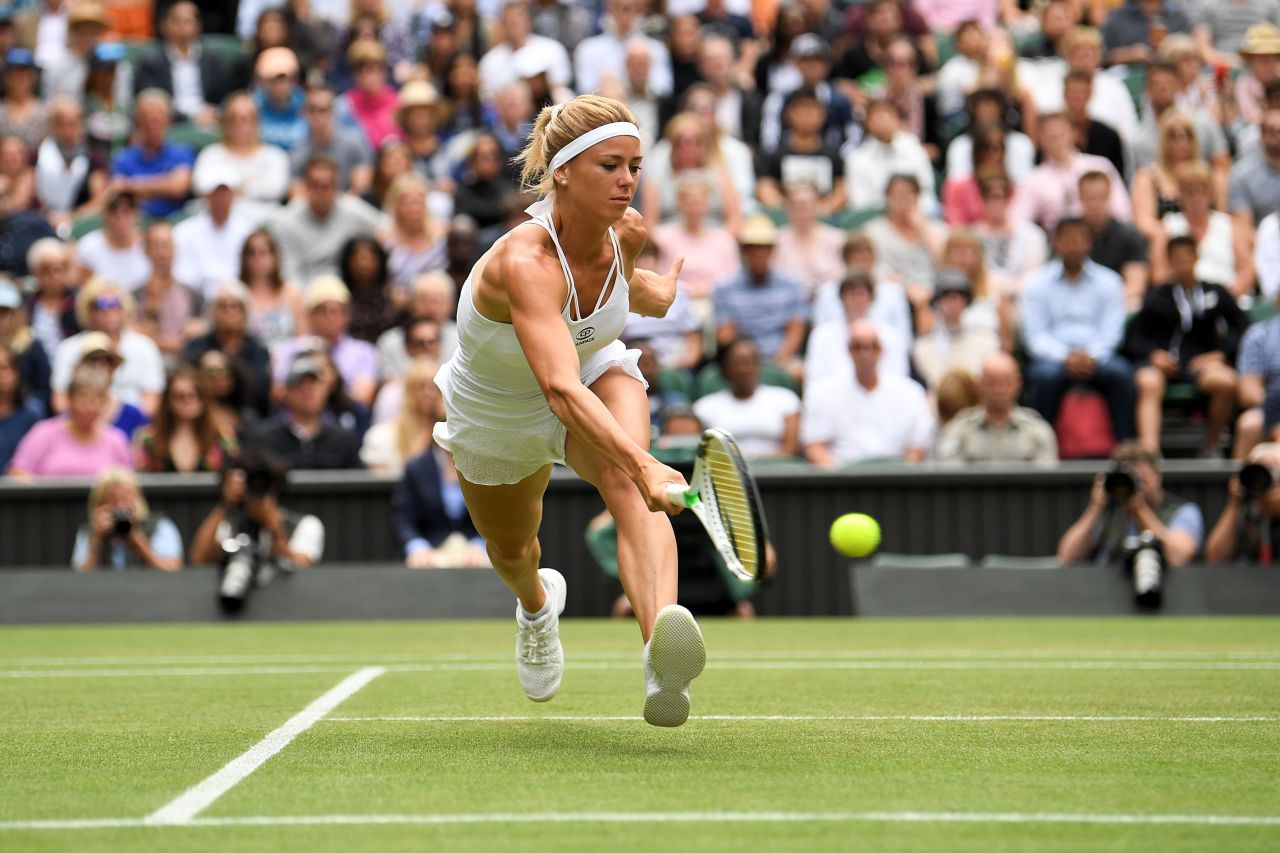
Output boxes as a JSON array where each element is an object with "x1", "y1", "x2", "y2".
[
  {"x1": 868, "y1": 553, "x2": 972, "y2": 569},
  {"x1": 830, "y1": 207, "x2": 883, "y2": 230},
  {"x1": 70, "y1": 212, "x2": 104, "y2": 240},
  {"x1": 1163, "y1": 382, "x2": 1200, "y2": 404},
  {"x1": 201, "y1": 33, "x2": 249, "y2": 67},
  {"x1": 695, "y1": 361, "x2": 797, "y2": 399},
  {"x1": 1249, "y1": 300, "x2": 1278, "y2": 324},
  {"x1": 658, "y1": 367, "x2": 695, "y2": 401},
  {"x1": 167, "y1": 122, "x2": 221, "y2": 152},
  {"x1": 1122, "y1": 64, "x2": 1146, "y2": 111},
  {"x1": 979, "y1": 555, "x2": 1062, "y2": 570}
]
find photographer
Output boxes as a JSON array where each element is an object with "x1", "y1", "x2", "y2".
[
  {"x1": 1057, "y1": 443, "x2": 1203, "y2": 591},
  {"x1": 189, "y1": 449, "x2": 324, "y2": 609},
  {"x1": 72, "y1": 467, "x2": 184, "y2": 571},
  {"x1": 1204, "y1": 443, "x2": 1280, "y2": 564}
]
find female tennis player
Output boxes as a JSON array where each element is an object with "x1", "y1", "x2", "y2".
[{"x1": 432, "y1": 95, "x2": 706, "y2": 727}]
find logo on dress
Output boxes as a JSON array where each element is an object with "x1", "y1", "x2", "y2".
[{"x1": 575, "y1": 326, "x2": 596, "y2": 346}]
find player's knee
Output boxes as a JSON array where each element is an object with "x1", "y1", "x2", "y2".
[{"x1": 487, "y1": 535, "x2": 538, "y2": 564}]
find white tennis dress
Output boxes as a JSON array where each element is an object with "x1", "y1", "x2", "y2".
[{"x1": 432, "y1": 210, "x2": 647, "y2": 485}]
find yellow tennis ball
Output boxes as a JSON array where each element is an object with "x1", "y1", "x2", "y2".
[{"x1": 829, "y1": 513, "x2": 881, "y2": 558}]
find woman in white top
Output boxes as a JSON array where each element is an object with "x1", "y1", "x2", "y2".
[
  {"x1": 433, "y1": 95, "x2": 703, "y2": 727},
  {"x1": 192, "y1": 93, "x2": 291, "y2": 223},
  {"x1": 360, "y1": 356, "x2": 440, "y2": 474},
  {"x1": 1156, "y1": 161, "x2": 1250, "y2": 297}
]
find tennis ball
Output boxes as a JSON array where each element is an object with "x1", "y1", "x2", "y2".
[{"x1": 829, "y1": 513, "x2": 881, "y2": 558}]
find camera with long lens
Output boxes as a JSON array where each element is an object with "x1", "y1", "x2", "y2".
[
  {"x1": 1239, "y1": 462, "x2": 1277, "y2": 501},
  {"x1": 1104, "y1": 463, "x2": 1138, "y2": 503},
  {"x1": 1123, "y1": 530, "x2": 1165, "y2": 610},
  {"x1": 218, "y1": 533, "x2": 256, "y2": 613},
  {"x1": 111, "y1": 508, "x2": 133, "y2": 537}
]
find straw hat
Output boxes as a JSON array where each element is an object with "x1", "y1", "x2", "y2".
[
  {"x1": 78, "y1": 331, "x2": 124, "y2": 367},
  {"x1": 1241, "y1": 23, "x2": 1280, "y2": 58},
  {"x1": 395, "y1": 80, "x2": 445, "y2": 128},
  {"x1": 737, "y1": 216, "x2": 778, "y2": 246},
  {"x1": 304, "y1": 275, "x2": 351, "y2": 310}
]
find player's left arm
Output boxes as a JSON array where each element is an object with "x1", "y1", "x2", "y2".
[{"x1": 617, "y1": 208, "x2": 683, "y2": 318}]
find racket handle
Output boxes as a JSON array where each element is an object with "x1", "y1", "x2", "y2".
[{"x1": 665, "y1": 483, "x2": 698, "y2": 508}]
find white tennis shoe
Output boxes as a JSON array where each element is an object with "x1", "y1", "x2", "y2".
[
  {"x1": 515, "y1": 568, "x2": 567, "y2": 702},
  {"x1": 643, "y1": 604, "x2": 706, "y2": 727}
]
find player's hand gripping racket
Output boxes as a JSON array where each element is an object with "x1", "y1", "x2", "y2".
[{"x1": 665, "y1": 429, "x2": 769, "y2": 583}]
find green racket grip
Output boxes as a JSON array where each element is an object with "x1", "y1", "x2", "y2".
[{"x1": 665, "y1": 483, "x2": 700, "y2": 508}]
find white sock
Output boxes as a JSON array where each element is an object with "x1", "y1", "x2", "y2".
[{"x1": 520, "y1": 580, "x2": 552, "y2": 621}]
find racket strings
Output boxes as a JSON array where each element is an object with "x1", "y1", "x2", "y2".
[{"x1": 704, "y1": 444, "x2": 759, "y2": 575}]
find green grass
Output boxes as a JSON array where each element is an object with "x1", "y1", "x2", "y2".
[{"x1": 2, "y1": 618, "x2": 1279, "y2": 852}]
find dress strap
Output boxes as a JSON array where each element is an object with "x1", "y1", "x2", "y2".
[
  {"x1": 523, "y1": 213, "x2": 580, "y2": 318},
  {"x1": 593, "y1": 226, "x2": 623, "y2": 314}
]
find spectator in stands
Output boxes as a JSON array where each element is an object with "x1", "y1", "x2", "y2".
[
  {"x1": 1021, "y1": 218, "x2": 1135, "y2": 440},
  {"x1": 758, "y1": 33, "x2": 856, "y2": 155},
  {"x1": 574, "y1": 0, "x2": 672, "y2": 97},
  {"x1": 834, "y1": 0, "x2": 925, "y2": 86},
  {"x1": 52, "y1": 279, "x2": 163, "y2": 416},
  {"x1": 132, "y1": 221, "x2": 201, "y2": 361},
  {"x1": 236, "y1": 229, "x2": 304, "y2": 353},
  {"x1": 1235, "y1": 23, "x2": 1280, "y2": 127},
  {"x1": 1062, "y1": 71, "x2": 1126, "y2": 181},
  {"x1": 808, "y1": 267, "x2": 911, "y2": 386},
  {"x1": 939, "y1": 231, "x2": 1002, "y2": 340},
  {"x1": 381, "y1": 174, "x2": 447, "y2": 297},
  {"x1": 189, "y1": 448, "x2": 324, "y2": 570},
  {"x1": 694, "y1": 337, "x2": 801, "y2": 460},
  {"x1": 361, "y1": 356, "x2": 440, "y2": 473},
  {"x1": 108, "y1": 89, "x2": 194, "y2": 220},
  {"x1": 1133, "y1": 110, "x2": 1204, "y2": 245},
  {"x1": 133, "y1": 365, "x2": 236, "y2": 473},
  {"x1": 395, "y1": 81, "x2": 452, "y2": 191},
  {"x1": 271, "y1": 155, "x2": 383, "y2": 285},
  {"x1": 772, "y1": 182, "x2": 844, "y2": 297},
  {"x1": 478, "y1": 0, "x2": 571, "y2": 102},
  {"x1": 1234, "y1": 296, "x2": 1280, "y2": 457},
  {"x1": 394, "y1": 444, "x2": 488, "y2": 568},
  {"x1": 943, "y1": 124, "x2": 1013, "y2": 227},
  {"x1": 82, "y1": 42, "x2": 131, "y2": 160},
  {"x1": 0, "y1": 277, "x2": 50, "y2": 407},
  {"x1": 713, "y1": 216, "x2": 808, "y2": 381},
  {"x1": 72, "y1": 466, "x2": 183, "y2": 570},
  {"x1": 641, "y1": 112, "x2": 741, "y2": 233},
  {"x1": 68, "y1": 332, "x2": 149, "y2": 439},
  {"x1": 1125, "y1": 236, "x2": 1246, "y2": 456},
  {"x1": 440, "y1": 51, "x2": 488, "y2": 139},
  {"x1": 180, "y1": 280, "x2": 272, "y2": 418},
  {"x1": 8, "y1": 365, "x2": 131, "y2": 477},
  {"x1": 1013, "y1": 112, "x2": 1130, "y2": 234},
  {"x1": 74, "y1": 188, "x2": 150, "y2": 292},
  {"x1": 193, "y1": 92, "x2": 292, "y2": 223},
  {"x1": 246, "y1": 353, "x2": 362, "y2": 469},
  {"x1": 340, "y1": 236, "x2": 395, "y2": 344},
  {"x1": 1195, "y1": 1, "x2": 1280, "y2": 68},
  {"x1": 172, "y1": 165, "x2": 256, "y2": 300},
  {"x1": 1255, "y1": 210, "x2": 1280, "y2": 302},
  {"x1": 0, "y1": 135, "x2": 35, "y2": 216},
  {"x1": 651, "y1": 174, "x2": 740, "y2": 308},
  {"x1": 307, "y1": 343, "x2": 371, "y2": 441},
  {"x1": 1102, "y1": 0, "x2": 1193, "y2": 67},
  {"x1": 338, "y1": 40, "x2": 399, "y2": 151},
  {"x1": 1229, "y1": 106, "x2": 1280, "y2": 243},
  {"x1": 453, "y1": 134, "x2": 516, "y2": 240},
  {"x1": 1057, "y1": 441, "x2": 1202, "y2": 567},
  {"x1": 196, "y1": 349, "x2": 255, "y2": 435},
  {"x1": 755, "y1": 88, "x2": 846, "y2": 217},
  {"x1": 972, "y1": 168, "x2": 1049, "y2": 299},
  {"x1": 42, "y1": 2, "x2": 132, "y2": 106},
  {"x1": 937, "y1": 352, "x2": 1058, "y2": 463},
  {"x1": 846, "y1": 99, "x2": 936, "y2": 216},
  {"x1": 0, "y1": 48, "x2": 47, "y2": 151},
  {"x1": 24, "y1": 238, "x2": 77, "y2": 359},
  {"x1": 34, "y1": 96, "x2": 106, "y2": 233},
  {"x1": 373, "y1": 316, "x2": 443, "y2": 424},
  {"x1": 364, "y1": 140, "x2": 415, "y2": 215},
  {"x1": 1204, "y1": 442, "x2": 1280, "y2": 563},
  {"x1": 911, "y1": 269, "x2": 1001, "y2": 391},
  {"x1": 0, "y1": 185, "x2": 55, "y2": 276},
  {"x1": 1079, "y1": 170, "x2": 1149, "y2": 310},
  {"x1": 376, "y1": 271, "x2": 457, "y2": 380},
  {"x1": 686, "y1": 36, "x2": 761, "y2": 148},
  {"x1": 336, "y1": 0, "x2": 415, "y2": 85},
  {"x1": 1133, "y1": 60, "x2": 1230, "y2": 181},
  {"x1": 878, "y1": 36, "x2": 941, "y2": 162},
  {"x1": 1158, "y1": 162, "x2": 1251, "y2": 298},
  {"x1": 945, "y1": 90, "x2": 1037, "y2": 188},
  {"x1": 133, "y1": 1, "x2": 234, "y2": 126},
  {"x1": 1160, "y1": 35, "x2": 1220, "y2": 120},
  {"x1": 252, "y1": 47, "x2": 307, "y2": 153},
  {"x1": 802, "y1": 318, "x2": 933, "y2": 466},
  {"x1": 0, "y1": 342, "x2": 43, "y2": 472},
  {"x1": 934, "y1": 20, "x2": 988, "y2": 124},
  {"x1": 675, "y1": 83, "x2": 759, "y2": 220},
  {"x1": 865, "y1": 173, "x2": 947, "y2": 317},
  {"x1": 290, "y1": 85, "x2": 371, "y2": 197},
  {"x1": 274, "y1": 276, "x2": 379, "y2": 407}
]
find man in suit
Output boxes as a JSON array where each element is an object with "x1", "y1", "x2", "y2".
[
  {"x1": 393, "y1": 448, "x2": 487, "y2": 568},
  {"x1": 1124, "y1": 236, "x2": 1249, "y2": 456},
  {"x1": 133, "y1": 1, "x2": 234, "y2": 125}
]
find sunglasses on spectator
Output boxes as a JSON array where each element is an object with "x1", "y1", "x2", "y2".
[
  {"x1": 850, "y1": 341, "x2": 881, "y2": 352},
  {"x1": 83, "y1": 352, "x2": 116, "y2": 365},
  {"x1": 408, "y1": 335, "x2": 440, "y2": 348},
  {"x1": 93, "y1": 296, "x2": 122, "y2": 311},
  {"x1": 202, "y1": 363, "x2": 230, "y2": 374},
  {"x1": 170, "y1": 389, "x2": 200, "y2": 402}
]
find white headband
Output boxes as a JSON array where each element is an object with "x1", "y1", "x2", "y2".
[{"x1": 548, "y1": 121, "x2": 641, "y2": 172}]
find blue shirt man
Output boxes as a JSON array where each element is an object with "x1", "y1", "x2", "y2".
[
  {"x1": 108, "y1": 91, "x2": 194, "y2": 219},
  {"x1": 712, "y1": 216, "x2": 809, "y2": 369},
  {"x1": 1021, "y1": 218, "x2": 1136, "y2": 441}
]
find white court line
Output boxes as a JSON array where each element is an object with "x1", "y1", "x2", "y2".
[
  {"x1": 325, "y1": 714, "x2": 1280, "y2": 723},
  {"x1": 7, "y1": 660, "x2": 1280, "y2": 679},
  {"x1": 2, "y1": 810, "x2": 1279, "y2": 831},
  {"x1": 144, "y1": 667, "x2": 385, "y2": 826}
]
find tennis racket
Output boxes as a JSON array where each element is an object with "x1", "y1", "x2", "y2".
[{"x1": 665, "y1": 429, "x2": 768, "y2": 583}]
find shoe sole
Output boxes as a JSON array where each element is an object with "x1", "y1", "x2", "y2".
[
  {"x1": 522, "y1": 569, "x2": 567, "y2": 703},
  {"x1": 644, "y1": 605, "x2": 706, "y2": 727}
]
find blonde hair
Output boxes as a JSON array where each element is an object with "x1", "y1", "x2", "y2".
[
  {"x1": 384, "y1": 173, "x2": 433, "y2": 232},
  {"x1": 75, "y1": 277, "x2": 135, "y2": 328},
  {"x1": 936, "y1": 369, "x2": 979, "y2": 425},
  {"x1": 942, "y1": 231, "x2": 990, "y2": 301},
  {"x1": 396, "y1": 356, "x2": 441, "y2": 461},
  {"x1": 1061, "y1": 26, "x2": 1103, "y2": 56},
  {"x1": 87, "y1": 466, "x2": 149, "y2": 522},
  {"x1": 0, "y1": 279, "x2": 33, "y2": 354},
  {"x1": 1159, "y1": 33, "x2": 1198, "y2": 63},
  {"x1": 663, "y1": 111, "x2": 721, "y2": 166},
  {"x1": 516, "y1": 95, "x2": 639, "y2": 196},
  {"x1": 1157, "y1": 110, "x2": 1200, "y2": 175},
  {"x1": 1174, "y1": 159, "x2": 1213, "y2": 192}
]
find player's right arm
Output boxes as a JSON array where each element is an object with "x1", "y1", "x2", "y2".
[{"x1": 496, "y1": 235, "x2": 686, "y2": 513}]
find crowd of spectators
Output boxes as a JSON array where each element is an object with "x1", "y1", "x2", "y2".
[{"x1": 6, "y1": 0, "x2": 1280, "y2": 569}]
